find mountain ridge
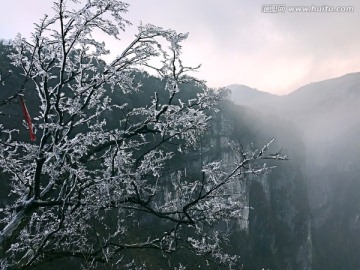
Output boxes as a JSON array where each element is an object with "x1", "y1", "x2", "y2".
[{"x1": 228, "y1": 72, "x2": 360, "y2": 104}]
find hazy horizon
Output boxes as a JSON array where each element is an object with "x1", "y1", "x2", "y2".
[{"x1": 229, "y1": 71, "x2": 360, "y2": 96}]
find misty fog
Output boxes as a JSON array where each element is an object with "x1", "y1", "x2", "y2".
[{"x1": 228, "y1": 72, "x2": 360, "y2": 269}]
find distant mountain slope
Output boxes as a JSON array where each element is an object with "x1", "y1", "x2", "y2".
[
  {"x1": 227, "y1": 84, "x2": 279, "y2": 108},
  {"x1": 229, "y1": 72, "x2": 360, "y2": 144},
  {"x1": 285, "y1": 72, "x2": 360, "y2": 101},
  {"x1": 281, "y1": 73, "x2": 360, "y2": 142},
  {"x1": 229, "y1": 72, "x2": 360, "y2": 111},
  {"x1": 281, "y1": 72, "x2": 360, "y2": 116}
]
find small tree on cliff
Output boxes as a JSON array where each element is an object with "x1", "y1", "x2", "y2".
[{"x1": 0, "y1": 0, "x2": 284, "y2": 269}]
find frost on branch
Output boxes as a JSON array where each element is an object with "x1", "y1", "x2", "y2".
[{"x1": 0, "y1": 0, "x2": 285, "y2": 269}]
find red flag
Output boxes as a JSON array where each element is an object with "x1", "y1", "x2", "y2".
[{"x1": 19, "y1": 95, "x2": 36, "y2": 141}]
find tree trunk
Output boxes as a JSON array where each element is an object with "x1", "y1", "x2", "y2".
[{"x1": 0, "y1": 200, "x2": 34, "y2": 257}]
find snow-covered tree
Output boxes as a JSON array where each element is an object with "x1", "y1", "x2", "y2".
[{"x1": 0, "y1": 0, "x2": 284, "y2": 269}]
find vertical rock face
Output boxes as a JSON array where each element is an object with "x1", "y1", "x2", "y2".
[
  {"x1": 247, "y1": 167, "x2": 312, "y2": 270},
  {"x1": 207, "y1": 103, "x2": 313, "y2": 269},
  {"x1": 304, "y1": 129, "x2": 360, "y2": 270}
]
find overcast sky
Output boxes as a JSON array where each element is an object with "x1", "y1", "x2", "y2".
[{"x1": 1, "y1": 0, "x2": 360, "y2": 95}]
